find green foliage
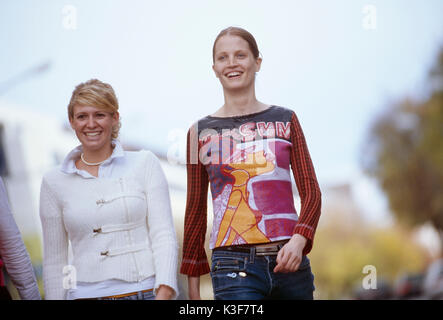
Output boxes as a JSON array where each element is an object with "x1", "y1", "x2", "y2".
[
  {"x1": 361, "y1": 48, "x2": 443, "y2": 240},
  {"x1": 22, "y1": 234, "x2": 43, "y2": 263},
  {"x1": 310, "y1": 219, "x2": 428, "y2": 299},
  {"x1": 22, "y1": 234, "x2": 44, "y2": 298}
]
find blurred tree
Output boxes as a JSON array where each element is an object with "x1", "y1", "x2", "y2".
[
  {"x1": 362, "y1": 47, "x2": 443, "y2": 254},
  {"x1": 310, "y1": 211, "x2": 427, "y2": 299}
]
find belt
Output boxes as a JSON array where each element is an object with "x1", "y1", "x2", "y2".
[
  {"x1": 78, "y1": 288, "x2": 153, "y2": 300},
  {"x1": 213, "y1": 240, "x2": 288, "y2": 256}
]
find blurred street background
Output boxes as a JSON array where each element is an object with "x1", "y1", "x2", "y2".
[{"x1": 0, "y1": 0, "x2": 442, "y2": 299}]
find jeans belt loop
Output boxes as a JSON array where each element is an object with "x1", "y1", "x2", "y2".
[{"x1": 249, "y1": 247, "x2": 255, "y2": 264}]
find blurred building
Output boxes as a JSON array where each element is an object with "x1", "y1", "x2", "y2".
[
  {"x1": 318, "y1": 183, "x2": 365, "y2": 228},
  {"x1": 0, "y1": 102, "x2": 77, "y2": 243}
]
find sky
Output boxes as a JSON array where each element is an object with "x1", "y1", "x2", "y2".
[{"x1": 1, "y1": 0, "x2": 443, "y2": 224}]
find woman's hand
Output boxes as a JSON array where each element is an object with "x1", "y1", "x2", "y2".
[
  {"x1": 155, "y1": 285, "x2": 175, "y2": 300},
  {"x1": 273, "y1": 234, "x2": 307, "y2": 273}
]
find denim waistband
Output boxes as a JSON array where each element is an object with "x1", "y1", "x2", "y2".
[{"x1": 213, "y1": 240, "x2": 289, "y2": 256}]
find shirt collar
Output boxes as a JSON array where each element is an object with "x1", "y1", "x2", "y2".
[{"x1": 60, "y1": 139, "x2": 125, "y2": 175}]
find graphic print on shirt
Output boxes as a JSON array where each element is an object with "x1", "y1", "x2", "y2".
[
  {"x1": 216, "y1": 142, "x2": 275, "y2": 247},
  {"x1": 197, "y1": 106, "x2": 299, "y2": 249}
]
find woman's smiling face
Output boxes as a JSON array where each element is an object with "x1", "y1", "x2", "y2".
[
  {"x1": 70, "y1": 104, "x2": 119, "y2": 153},
  {"x1": 212, "y1": 34, "x2": 262, "y2": 92}
]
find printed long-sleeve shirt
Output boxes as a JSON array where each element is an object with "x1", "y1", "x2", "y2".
[{"x1": 180, "y1": 106, "x2": 322, "y2": 276}]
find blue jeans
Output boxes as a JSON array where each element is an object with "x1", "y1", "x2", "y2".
[{"x1": 210, "y1": 249, "x2": 315, "y2": 300}]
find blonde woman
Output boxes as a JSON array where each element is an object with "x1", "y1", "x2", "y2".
[{"x1": 40, "y1": 79, "x2": 178, "y2": 300}]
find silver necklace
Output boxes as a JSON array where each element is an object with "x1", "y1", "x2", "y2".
[{"x1": 80, "y1": 153, "x2": 109, "y2": 166}]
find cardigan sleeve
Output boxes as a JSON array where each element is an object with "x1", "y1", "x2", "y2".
[
  {"x1": 39, "y1": 177, "x2": 69, "y2": 300},
  {"x1": 289, "y1": 112, "x2": 322, "y2": 255},
  {"x1": 180, "y1": 126, "x2": 210, "y2": 277},
  {"x1": 0, "y1": 178, "x2": 41, "y2": 300},
  {"x1": 144, "y1": 152, "x2": 179, "y2": 297}
]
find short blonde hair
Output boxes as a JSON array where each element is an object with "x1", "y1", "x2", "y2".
[{"x1": 68, "y1": 79, "x2": 121, "y2": 139}]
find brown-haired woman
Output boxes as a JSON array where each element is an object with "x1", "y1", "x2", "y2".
[
  {"x1": 180, "y1": 27, "x2": 322, "y2": 300},
  {"x1": 40, "y1": 79, "x2": 178, "y2": 300}
]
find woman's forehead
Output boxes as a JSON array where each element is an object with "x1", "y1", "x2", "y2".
[
  {"x1": 214, "y1": 35, "x2": 250, "y2": 52},
  {"x1": 73, "y1": 105, "x2": 109, "y2": 113}
]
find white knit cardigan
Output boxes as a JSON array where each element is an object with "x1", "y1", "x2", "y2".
[{"x1": 39, "y1": 150, "x2": 178, "y2": 299}]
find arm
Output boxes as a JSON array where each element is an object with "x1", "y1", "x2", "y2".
[
  {"x1": 145, "y1": 152, "x2": 179, "y2": 299},
  {"x1": 275, "y1": 112, "x2": 322, "y2": 273},
  {"x1": 188, "y1": 276, "x2": 201, "y2": 300},
  {"x1": 0, "y1": 178, "x2": 41, "y2": 300},
  {"x1": 39, "y1": 177, "x2": 69, "y2": 299},
  {"x1": 180, "y1": 126, "x2": 210, "y2": 299}
]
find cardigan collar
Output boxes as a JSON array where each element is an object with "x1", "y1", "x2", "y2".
[{"x1": 61, "y1": 139, "x2": 125, "y2": 175}]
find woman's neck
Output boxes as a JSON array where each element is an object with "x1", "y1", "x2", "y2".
[
  {"x1": 81, "y1": 144, "x2": 114, "y2": 164},
  {"x1": 218, "y1": 87, "x2": 268, "y2": 117}
]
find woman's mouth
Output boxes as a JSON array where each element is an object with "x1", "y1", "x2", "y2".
[
  {"x1": 226, "y1": 71, "x2": 242, "y2": 79},
  {"x1": 84, "y1": 131, "x2": 101, "y2": 137}
]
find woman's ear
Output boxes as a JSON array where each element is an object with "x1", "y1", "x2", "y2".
[
  {"x1": 112, "y1": 111, "x2": 120, "y2": 126},
  {"x1": 212, "y1": 64, "x2": 220, "y2": 78},
  {"x1": 255, "y1": 57, "x2": 263, "y2": 73}
]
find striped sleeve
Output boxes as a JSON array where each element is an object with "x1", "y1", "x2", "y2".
[
  {"x1": 289, "y1": 112, "x2": 322, "y2": 255},
  {"x1": 180, "y1": 126, "x2": 211, "y2": 276}
]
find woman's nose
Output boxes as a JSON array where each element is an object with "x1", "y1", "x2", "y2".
[
  {"x1": 86, "y1": 116, "x2": 96, "y2": 127},
  {"x1": 228, "y1": 55, "x2": 237, "y2": 67}
]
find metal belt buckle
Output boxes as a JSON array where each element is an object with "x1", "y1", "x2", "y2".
[{"x1": 255, "y1": 246, "x2": 279, "y2": 256}]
